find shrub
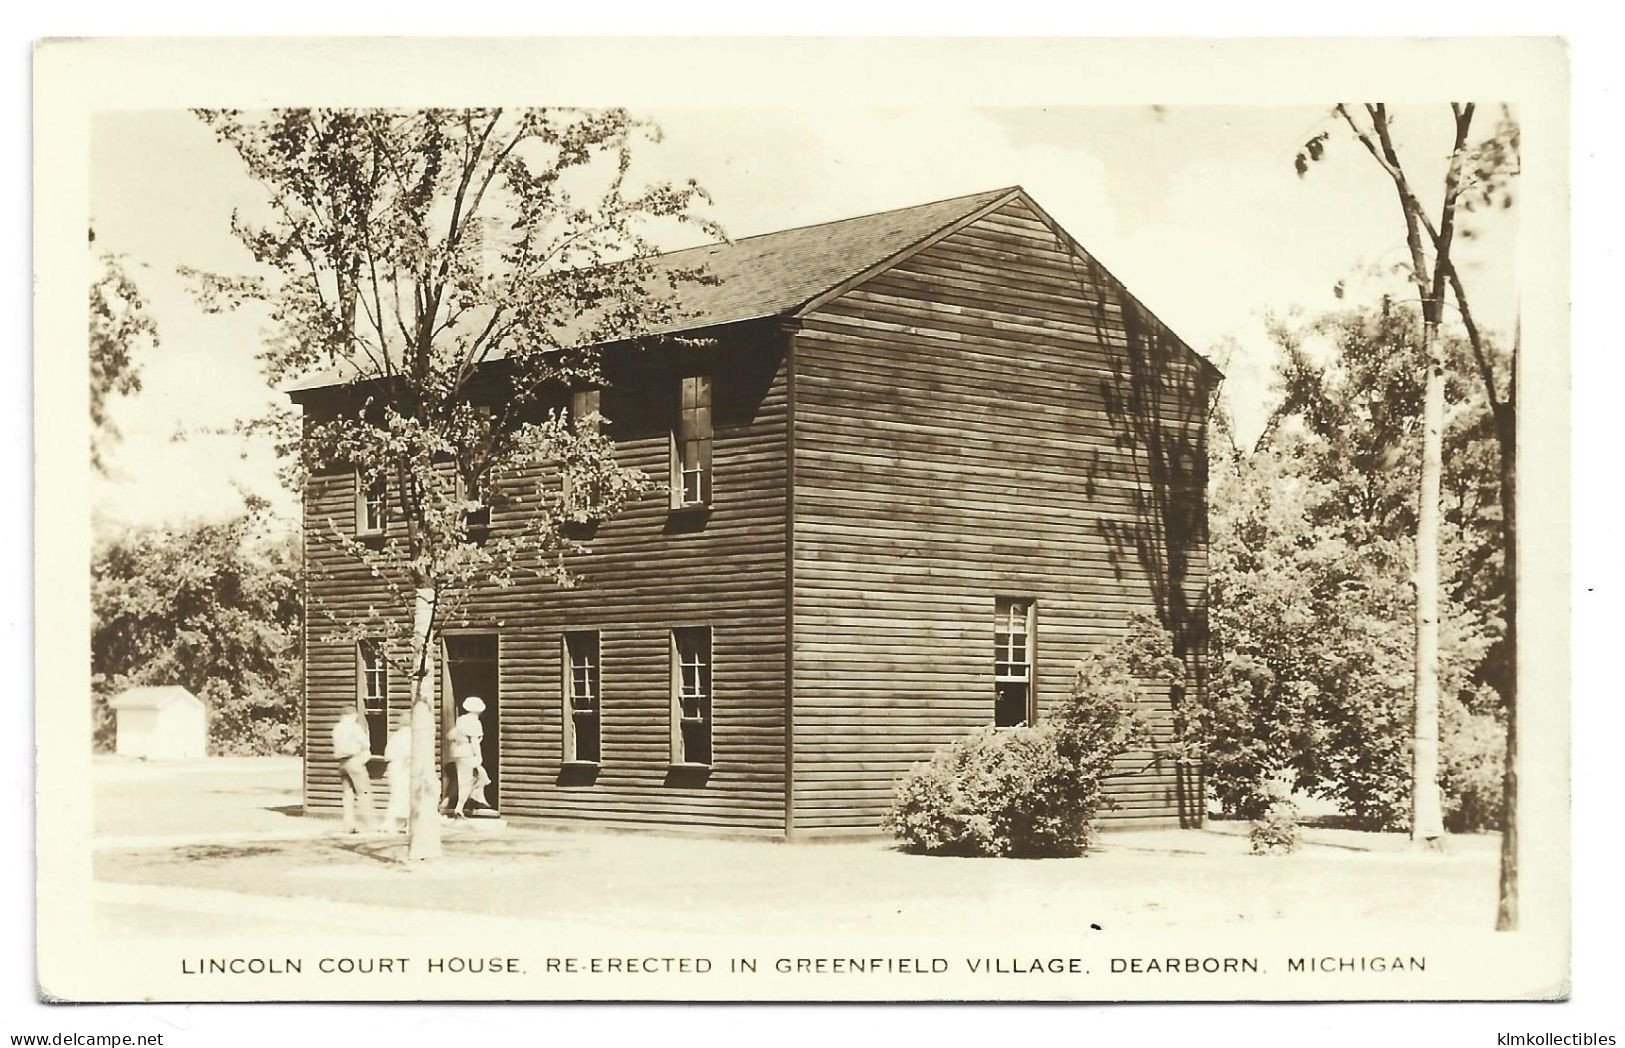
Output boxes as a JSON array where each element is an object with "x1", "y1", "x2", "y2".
[
  {"x1": 1440, "y1": 695, "x2": 1505, "y2": 833},
  {"x1": 1249, "y1": 788, "x2": 1301, "y2": 855},
  {"x1": 885, "y1": 647, "x2": 1149, "y2": 858},
  {"x1": 1183, "y1": 653, "x2": 1284, "y2": 820},
  {"x1": 885, "y1": 726, "x2": 1080, "y2": 857},
  {"x1": 91, "y1": 684, "x2": 117, "y2": 752}
]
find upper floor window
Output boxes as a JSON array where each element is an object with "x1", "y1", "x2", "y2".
[
  {"x1": 563, "y1": 630, "x2": 601, "y2": 764},
  {"x1": 564, "y1": 388, "x2": 602, "y2": 519},
  {"x1": 460, "y1": 405, "x2": 493, "y2": 533},
  {"x1": 670, "y1": 626, "x2": 712, "y2": 765},
  {"x1": 356, "y1": 472, "x2": 386, "y2": 536},
  {"x1": 358, "y1": 639, "x2": 389, "y2": 755},
  {"x1": 457, "y1": 468, "x2": 491, "y2": 533},
  {"x1": 994, "y1": 598, "x2": 1034, "y2": 727},
  {"x1": 670, "y1": 374, "x2": 712, "y2": 509},
  {"x1": 571, "y1": 388, "x2": 601, "y2": 431}
]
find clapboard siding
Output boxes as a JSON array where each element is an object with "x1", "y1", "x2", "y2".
[
  {"x1": 790, "y1": 197, "x2": 1211, "y2": 833},
  {"x1": 302, "y1": 329, "x2": 790, "y2": 833},
  {"x1": 298, "y1": 189, "x2": 1212, "y2": 839}
]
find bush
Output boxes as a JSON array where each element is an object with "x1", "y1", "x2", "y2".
[
  {"x1": 1184, "y1": 653, "x2": 1284, "y2": 820},
  {"x1": 200, "y1": 676, "x2": 303, "y2": 755},
  {"x1": 1249, "y1": 790, "x2": 1301, "y2": 855},
  {"x1": 885, "y1": 647, "x2": 1149, "y2": 858},
  {"x1": 1440, "y1": 695, "x2": 1505, "y2": 833},
  {"x1": 885, "y1": 726, "x2": 1081, "y2": 857}
]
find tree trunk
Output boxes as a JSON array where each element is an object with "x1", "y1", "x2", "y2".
[
  {"x1": 407, "y1": 584, "x2": 443, "y2": 862},
  {"x1": 1411, "y1": 319, "x2": 1447, "y2": 847},
  {"x1": 1496, "y1": 350, "x2": 1519, "y2": 929}
]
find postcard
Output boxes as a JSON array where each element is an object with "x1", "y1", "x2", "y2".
[{"x1": 34, "y1": 35, "x2": 1570, "y2": 1003}]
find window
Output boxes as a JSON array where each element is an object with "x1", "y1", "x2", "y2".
[
  {"x1": 563, "y1": 388, "x2": 601, "y2": 519},
  {"x1": 460, "y1": 405, "x2": 493, "y2": 533},
  {"x1": 994, "y1": 599, "x2": 1034, "y2": 727},
  {"x1": 670, "y1": 373, "x2": 712, "y2": 509},
  {"x1": 458, "y1": 468, "x2": 491, "y2": 533},
  {"x1": 563, "y1": 630, "x2": 601, "y2": 764},
  {"x1": 670, "y1": 627, "x2": 712, "y2": 765},
  {"x1": 358, "y1": 640, "x2": 389, "y2": 756},
  {"x1": 571, "y1": 388, "x2": 601, "y2": 431},
  {"x1": 356, "y1": 473, "x2": 386, "y2": 536}
]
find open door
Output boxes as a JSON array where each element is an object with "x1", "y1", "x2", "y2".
[{"x1": 441, "y1": 634, "x2": 500, "y2": 813}]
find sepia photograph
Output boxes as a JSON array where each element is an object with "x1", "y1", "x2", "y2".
[{"x1": 30, "y1": 35, "x2": 1575, "y2": 1011}]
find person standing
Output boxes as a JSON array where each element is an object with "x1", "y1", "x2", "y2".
[
  {"x1": 331, "y1": 708, "x2": 376, "y2": 833},
  {"x1": 446, "y1": 696, "x2": 489, "y2": 817},
  {"x1": 381, "y1": 723, "x2": 412, "y2": 833}
]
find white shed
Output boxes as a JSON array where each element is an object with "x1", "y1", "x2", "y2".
[{"x1": 109, "y1": 685, "x2": 208, "y2": 759}]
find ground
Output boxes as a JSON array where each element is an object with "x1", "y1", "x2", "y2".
[
  {"x1": 92, "y1": 755, "x2": 1502, "y2": 938},
  {"x1": 94, "y1": 754, "x2": 305, "y2": 841}
]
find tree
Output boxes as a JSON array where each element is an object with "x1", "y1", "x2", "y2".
[
  {"x1": 89, "y1": 228, "x2": 157, "y2": 472},
  {"x1": 92, "y1": 506, "x2": 302, "y2": 754},
  {"x1": 1192, "y1": 304, "x2": 1507, "y2": 831},
  {"x1": 190, "y1": 108, "x2": 719, "y2": 861},
  {"x1": 1301, "y1": 104, "x2": 1521, "y2": 922}
]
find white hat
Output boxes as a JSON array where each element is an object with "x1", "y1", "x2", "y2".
[{"x1": 462, "y1": 696, "x2": 486, "y2": 714}]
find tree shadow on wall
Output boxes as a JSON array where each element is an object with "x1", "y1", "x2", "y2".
[{"x1": 1057, "y1": 234, "x2": 1219, "y2": 828}]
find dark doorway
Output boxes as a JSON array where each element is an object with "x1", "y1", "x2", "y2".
[{"x1": 442, "y1": 634, "x2": 500, "y2": 812}]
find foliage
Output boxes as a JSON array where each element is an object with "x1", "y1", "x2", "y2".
[
  {"x1": 89, "y1": 228, "x2": 157, "y2": 472},
  {"x1": 1440, "y1": 694, "x2": 1506, "y2": 833},
  {"x1": 91, "y1": 507, "x2": 302, "y2": 755},
  {"x1": 1193, "y1": 301, "x2": 1507, "y2": 829},
  {"x1": 885, "y1": 647, "x2": 1150, "y2": 858},
  {"x1": 1293, "y1": 107, "x2": 1519, "y2": 917},
  {"x1": 188, "y1": 106, "x2": 721, "y2": 669},
  {"x1": 885, "y1": 727, "x2": 1084, "y2": 858},
  {"x1": 1249, "y1": 795, "x2": 1301, "y2": 855},
  {"x1": 188, "y1": 107, "x2": 721, "y2": 858}
]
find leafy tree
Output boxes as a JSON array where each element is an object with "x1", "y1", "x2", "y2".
[
  {"x1": 92, "y1": 507, "x2": 302, "y2": 755},
  {"x1": 1295, "y1": 104, "x2": 1473, "y2": 847},
  {"x1": 1191, "y1": 303, "x2": 1507, "y2": 830},
  {"x1": 1301, "y1": 104, "x2": 1521, "y2": 926},
  {"x1": 88, "y1": 228, "x2": 157, "y2": 473},
  {"x1": 188, "y1": 108, "x2": 718, "y2": 860}
]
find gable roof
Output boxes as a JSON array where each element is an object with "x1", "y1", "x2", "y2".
[
  {"x1": 287, "y1": 186, "x2": 1217, "y2": 394},
  {"x1": 620, "y1": 186, "x2": 1018, "y2": 338},
  {"x1": 110, "y1": 685, "x2": 204, "y2": 711}
]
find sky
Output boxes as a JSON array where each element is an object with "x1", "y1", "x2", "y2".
[{"x1": 88, "y1": 105, "x2": 1519, "y2": 531}]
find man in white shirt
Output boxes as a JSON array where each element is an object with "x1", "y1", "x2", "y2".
[{"x1": 331, "y1": 708, "x2": 376, "y2": 833}]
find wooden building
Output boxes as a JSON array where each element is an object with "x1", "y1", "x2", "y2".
[
  {"x1": 291, "y1": 187, "x2": 1218, "y2": 838},
  {"x1": 109, "y1": 685, "x2": 208, "y2": 760}
]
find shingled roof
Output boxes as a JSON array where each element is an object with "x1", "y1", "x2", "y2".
[
  {"x1": 618, "y1": 186, "x2": 1017, "y2": 337},
  {"x1": 286, "y1": 188, "x2": 1020, "y2": 393},
  {"x1": 288, "y1": 186, "x2": 1215, "y2": 393}
]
